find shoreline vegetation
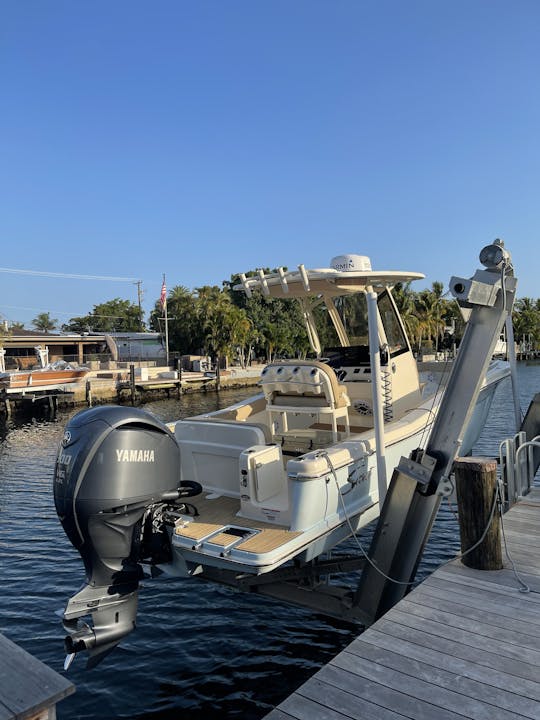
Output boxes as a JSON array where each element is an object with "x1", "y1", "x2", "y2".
[
  {"x1": 1, "y1": 272, "x2": 538, "y2": 417},
  {"x1": 4, "y1": 276, "x2": 540, "y2": 369}
]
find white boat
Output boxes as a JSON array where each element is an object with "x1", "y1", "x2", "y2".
[
  {"x1": 168, "y1": 257, "x2": 509, "y2": 575},
  {"x1": 54, "y1": 240, "x2": 517, "y2": 667}
]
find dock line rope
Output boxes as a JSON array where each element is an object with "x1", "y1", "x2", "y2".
[
  {"x1": 498, "y1": 490, "x2": 531, "y2": 594},
  {"x1": 442, "y1": 485, "x2": 530, "y2": 593},
  {"x1": 323, "y1": 450, "x2": 531, "y2": 594},
  {"x1": 322, "y1": 450, "x2": 414, "y2": 587}
]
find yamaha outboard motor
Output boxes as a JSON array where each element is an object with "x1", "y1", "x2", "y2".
[{"x1": 54, "y1": 405, "x2": 200, "y2": 669}]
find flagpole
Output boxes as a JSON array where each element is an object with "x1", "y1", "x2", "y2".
[{"x1": 162, "y1": 273, "x2": 169, "y2": 367}]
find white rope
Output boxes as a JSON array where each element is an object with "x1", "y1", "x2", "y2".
[{"x1": 323, "y1": 450, "x2": 529, "y2": 594}]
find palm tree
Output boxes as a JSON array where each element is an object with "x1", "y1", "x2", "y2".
[
  {"x1": 392, "y1": 283, "x2": 420, "y2": 351},
  {"x1": 196, "y1": 286, "x2": 252, "y2": 388},
  {"x1": 166, "y1": 285, "x2": 201, "y2": 354},
  {"x1": 414, "y1": 284, "x2": 448, "y2": 354},
  {"x1": 32, "y1": 312, "x2": 57, "y2": 333},
  {"x1": 513, "y1": 297, "x2": 540, "y2": 350}
]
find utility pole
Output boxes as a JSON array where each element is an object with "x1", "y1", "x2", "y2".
[
  {"x1": 161, "y1": 274, "x2": 169, "y2": 367},
  {"x1": 134, "y1": 281, "x2": 144, "y2": 331}
]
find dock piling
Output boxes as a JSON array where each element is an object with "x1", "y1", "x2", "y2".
[
  {"x1": 86, "y1": 379, "x2": 93, "y2": 406},
  {"x1": 454, "y1": 456, "x2": 502, "y2": 570},
  {"x1": 130, "y1": 364, "x2": 136, "y2": 405}
]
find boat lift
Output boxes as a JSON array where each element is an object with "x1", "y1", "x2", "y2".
[{"x1": 192, "y1": 240, "x2": 521, "y2": 625}]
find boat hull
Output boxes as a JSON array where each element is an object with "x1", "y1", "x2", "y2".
[{"x1": 0, "y1": 369, "x2": 88, "y2": 389}]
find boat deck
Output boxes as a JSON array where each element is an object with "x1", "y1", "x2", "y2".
[
  {"x1": 172, "y1": 492, "x2": 377, "y2": 571},
  {"x1": 174, "y1": 494, "x2": 301, "y2": 559},
  {"x1": 177, "y1": 493, "x2": 288, "y2": 529},
  {"x1": 265, "y1": 487, "x2": 540, "y2": 720}
]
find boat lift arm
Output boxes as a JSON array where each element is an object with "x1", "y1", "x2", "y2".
[{"x1": 355, "y1": 239, "x2": 517, "y2": 622}]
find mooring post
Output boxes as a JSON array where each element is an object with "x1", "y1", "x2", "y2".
[
  {"x1": 176, "y1": 358, "x2": 182, "y2": 397},
  {"x1": 130, "y1": 364, "x2": 136, "y2": 405},
  {"x1": 86, "y1": 379, "x2": 93, "y2": 407},
  {"x1": 454, "y1": 457, "x2": 502, "y2": 570}
]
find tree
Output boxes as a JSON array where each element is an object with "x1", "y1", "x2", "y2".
[
  {"x1": 33, "y1": 312, "x2": 57, "y2": 333},
  {"x1": 392, "y1": 282, "x2": 420, "y2": 349},
  {"x1": 513, "y1": 297, "x2": 540, "y2": 350},
  {"x1": 228, "y1": 270, "x2": 311, "y2": 361},
  {"x1": 149, "y1": 285, "x2": 201, "y2": 355},
  {"x1": 196, "y1": 285, "x2": 253, "y2": 386},
  {"x1": 64, "y1": 299, "x2": 142, "y2": 333}
]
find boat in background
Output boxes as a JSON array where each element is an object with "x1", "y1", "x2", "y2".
[{"x1": 0, "y1": 345, "x2": 88, "y2": 390}]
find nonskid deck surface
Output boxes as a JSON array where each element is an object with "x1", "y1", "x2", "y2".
[
  {"x1": 174, "y1": 494, "x2": 301, "y2": 555},
  {"x1": 175, "y1": 523, "x2": 301, "y2": 554},
  {"x1": 181, "y1": 493, "x2": 286, "y2": 529}
]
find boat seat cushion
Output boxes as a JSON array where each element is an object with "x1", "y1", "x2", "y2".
[{"x1": 261, "y1": 360, "x2": 349, "y2": 409}]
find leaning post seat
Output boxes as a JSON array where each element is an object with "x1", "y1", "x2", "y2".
[{"x1": 260, "y1": 360, "x2": 351, "y2": 443}]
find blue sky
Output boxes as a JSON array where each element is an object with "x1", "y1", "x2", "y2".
[{"x1": 1, "y1": 1, "x2": 538, "y2": 329}]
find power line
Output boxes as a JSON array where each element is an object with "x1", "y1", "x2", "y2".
[
  {"x1": 1, "y1": 305, "x2": 87, "y2": 316},
  {"x1": 0, "y1": 267, "x2": 137, "y2": 281},
  {"x1": 0, "y1": 306, "x2": 141, "y2": 320}
]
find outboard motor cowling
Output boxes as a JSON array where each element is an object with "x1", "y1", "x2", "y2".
[{"x1": 54, "y1": 405, "x2": 194, "y2": 668}]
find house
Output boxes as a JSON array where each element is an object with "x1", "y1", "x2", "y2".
[{"x1": 0, "y1": 329, "x2": 166, "y2": 369}]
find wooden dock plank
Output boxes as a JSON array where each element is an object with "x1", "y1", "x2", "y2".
[
  {"x1": 497, "y1": 531, "x2": 540, "y2": 554},
  {"x1": 393, "y1": 597, "x2": 540, "y2": 651},
  {"x1": 426, "y1": 568, "x2": 540, "y2": 603},
  {"x1": 329, "y1": 648, "x2": 530, "y2": 720},
  {"x1": 267, "y1": 489, "x2": 540, "y2": 719},
  {"x1": 500, "y1": 517, "x2": 540, "y2": 533},
  {"x1": 265, "y1": 708, "x2": 302, "y2": 720},
  {"x1": 498, "y1": 528, "x2": 540, "y2": 549},
  {"x1": 264, "y1": 710, "x2": 295, "y2": 720},
  {"x1": 316, "y1": 662, "x2": 464, "y2": 720},
  {"x1": 0, "y1": 633, "x2": 74, "y2": 719},
  {"x1": 283, "y1": 678, "x2": 406, "y2": 720},
  {"x1": 437, "y1": 559, "x2": 540, "y2": 585},
  {"x1": 407, "y1": 585, "x2": 540, "y2": 638},
  {"x1": 349, "y1": 645, "x2": 540, "y2": 719},
  {"x1": 382, "y1": 606, "x2": 540, "y2": 666},
  {"x1": 374, "y1": 616, "x2": 540, "y2": 684},
  {"x1": 359, "y1": 628, "x2": 540, "y2": 704}
]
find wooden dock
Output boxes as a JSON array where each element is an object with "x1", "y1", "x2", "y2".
[
  {"x1": 0, "y1": 633, "x2": 74, "y2": 719},
  {"x1": 266, "y1": 487, "x2": 540, "y2": 720}
]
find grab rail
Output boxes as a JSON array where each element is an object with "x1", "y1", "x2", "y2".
[{"x1": 499, "y1": 433, "x2": 540, "y2": 509}]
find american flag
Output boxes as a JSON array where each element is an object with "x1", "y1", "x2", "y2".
[{"x1": 160, "y1": 278, "x2": 167, "y2": 310}]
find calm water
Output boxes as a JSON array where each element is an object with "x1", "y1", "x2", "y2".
[{"x1": 0, "y1": 365, "x2": 538, "y2": 719}]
